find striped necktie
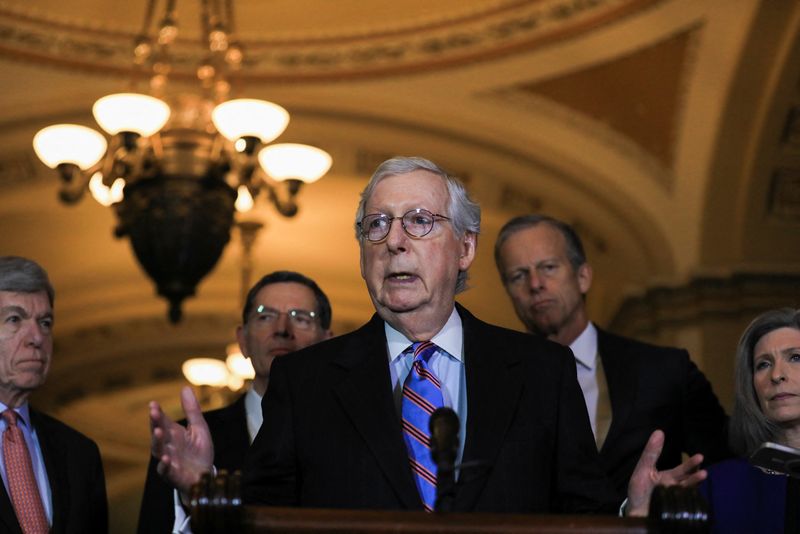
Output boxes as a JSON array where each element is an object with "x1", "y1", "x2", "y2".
[
  {"x1": 401, "y1": 341, "x2": 444, "y2": 512},
  {"x1": 2, "y1": 410, "x2": 49, "y2": 534}
]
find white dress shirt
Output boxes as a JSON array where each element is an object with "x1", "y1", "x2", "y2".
[
  {"x1": 385, "y1": 306, "x2": 468, "y2": 468},
  {"x1": 570, "y1": 322, "x2": 601, "y2": 439}
]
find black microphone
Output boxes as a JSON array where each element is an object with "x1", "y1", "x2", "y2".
[{"x1": 429, "y1": 407, "x2": 459, "y2": 513}]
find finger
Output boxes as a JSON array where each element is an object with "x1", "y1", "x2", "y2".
[
  {"x1": 181, "y1": 386, "x2": 208, "y2": 429},
  {"x1": 148, "y1": 401, "x2": 162, "y2": 430},
  {"x1": 666, "y1": 453, "x2": 705, "y2": 482},
  {"x1": 150, "y1": 400, "x2": 175, "y2": 433},
  {"x1": 634, "y1": 429, "x2": 665, "y2": 473},
  {"x1": 151, "y1": 426, "x2": 165, "y2": 456},
  {"x1": 155, "y1": 453, "x2": 172, "y2": 478},
  {"x1": 677, "y1": 469, "x2": 707, "y2": 488}
]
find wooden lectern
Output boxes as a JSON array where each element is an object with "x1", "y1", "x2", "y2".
[{"x1": 189, "y1": 471, "x2": 709, "y2": 534}]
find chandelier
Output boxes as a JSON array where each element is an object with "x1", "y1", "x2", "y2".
[{"x1": 31, "y1": 0, "x2": 331, "y2": 323}]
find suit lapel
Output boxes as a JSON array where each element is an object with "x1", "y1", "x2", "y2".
[
  {"x1": 596, "y1": 329, "x2": 638, "y2": 453},
  {"x1": 30, "y1": 410, "x2": 67, "y2": 534},
  {"x1": 0, "y1": 476, "x2": 22, "y2": 534},
  {"x1": 455, "y1": 305, "x2": 524, "y2": 511},
  {"x1": 213, "y1": 396, "x2": 251, "y2": 467},
  {"x1": 332, "y1": 315, "x2": 421, "y2": 509}
]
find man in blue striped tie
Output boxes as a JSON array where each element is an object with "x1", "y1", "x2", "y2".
[{"x1": 153, "y1": 156, "x2": 707, "y2": 518}]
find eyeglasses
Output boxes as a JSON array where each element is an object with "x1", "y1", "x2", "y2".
[
  {"x1": 249, "y1": 305, "x2": 318, "y2": 331},
  {"x1": 358, "y1": 208, "x2": 451, "y2": 242}
]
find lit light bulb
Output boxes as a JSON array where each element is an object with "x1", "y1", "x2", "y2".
[
  {"x1": 226, "y1": 350, "x2": 255, "y2": 380},
  {"x1": 88, "y1": 173, "x2": 125, "y2": 207},
  {"x1": 235, "y1": 185, "x2": 254, "y2": 212},
  {"x1": 182, "y1": 358, "x2": 229, "y2": 387}
]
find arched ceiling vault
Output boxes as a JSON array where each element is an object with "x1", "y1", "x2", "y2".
[{"x1": 0, "y1": 0, "x2": 798, "y2": 529}]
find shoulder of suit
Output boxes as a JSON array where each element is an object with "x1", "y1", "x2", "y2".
[
  {"x1": 596, "y1": 327, "x2": 689, "y2": 360},
  {"x1": 203, "y1": 395, "x2": 246, "y2": 422},
  {"x1": 273, "y1": 315, "x2": 383, "y2": 369},
  {"x1": 458, "y1": 303, "x2": 572, "y2": 360},
  {"x1": 29, "y1": 408, "x2": 101, "y2": 450}
]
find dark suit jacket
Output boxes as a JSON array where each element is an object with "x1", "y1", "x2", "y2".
[
  {"x1": 595, "y1": 328, "x2": 730, "y2": 500},
  {"x1": 137, "y1": 395, "x2": 250, "y2": 533},
  {"x1": 243, "y1": 304, "x2": 618, "y2": 513},
  {"x1": 0, "y1": 409, "x2": 108, "y2": 534}
]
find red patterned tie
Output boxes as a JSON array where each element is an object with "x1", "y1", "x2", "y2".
[{"x1": 2, "y1": 410, "x2": 49, "y2": 534}]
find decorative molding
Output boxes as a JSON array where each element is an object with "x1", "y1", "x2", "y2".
[
  {"x1": 609, "y1": 271, "x2": 800, "y2": 337},
  {"x1": 770, "y1": 169, "x2": 800, "y2": 220},
  {"x1": 488, "y1": 87, "x2": 674, "y2": 191},
  {"x1": 0, "y1": 0, "x2": 662, "y2": 82},
  {"x1": 0, "y1": 151, "x2": 40, "y2": 187}
]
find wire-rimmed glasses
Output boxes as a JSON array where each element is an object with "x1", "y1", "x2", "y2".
[{"x1": 358, "y1": 208, "x2": 451, "y2": 242}]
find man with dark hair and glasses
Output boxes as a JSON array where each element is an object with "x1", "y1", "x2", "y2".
[
  {"x1": 141, "y1": 271, "x2": 332, "y2": 533},
  {"x1": 151, "y1": 157, "x2": 706, "y2": 519}
]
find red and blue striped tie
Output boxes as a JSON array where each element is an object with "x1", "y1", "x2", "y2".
[{"x1": 401, "y1": 341, "x2": 444, "y2": 512}]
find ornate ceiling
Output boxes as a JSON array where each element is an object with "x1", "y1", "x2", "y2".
[{"x1": 0, "y1": 0, "x2": 798, "y2": 530}]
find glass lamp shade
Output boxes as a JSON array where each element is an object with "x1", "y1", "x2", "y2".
[
  {"x1": 33, "y1": 124, "x2": 108, "y2": 170},
  {"x1": 258, "y1": 143, "x2": 332, "y2": 183},
  {"x1": 92, "y1": 93, "x2": 170, "y2": 136},
  {"x1": 211, "y1": 98, "x2": 289, "y2": 143},
  {"x1": 181, "y1": 357, "x2": 229, "y2": 387}
]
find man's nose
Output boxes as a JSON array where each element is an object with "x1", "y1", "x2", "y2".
[
  {"x1": 24, "y1": 321, "x2": 45, "y2": 347},
  {"x1": 273, "y1": 313, "x2": 292, "y2": 337},
  {"x1": 385, "y1": 217, "x2": 408, "y2": 252},
  {"x1": 528, "y1": 271, "x2": 544, "y2": 291}
]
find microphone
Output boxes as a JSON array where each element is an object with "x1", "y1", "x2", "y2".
[{"x1": 429, "y1": 407, "x2": 459, "y2": 512}]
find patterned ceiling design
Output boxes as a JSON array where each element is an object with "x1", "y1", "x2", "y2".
[{"x1": 0, "y1": 0, "x2": 662, "y2": 81}]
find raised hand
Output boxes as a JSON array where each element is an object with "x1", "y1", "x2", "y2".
[
  {"x1": 149, "y1": 386, "x2": 215, "y2": 498},
  {"x1": 626, "y1": 430, "x2": 707, "y2": 517}
]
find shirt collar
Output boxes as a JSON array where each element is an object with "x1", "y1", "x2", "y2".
[
  {"x1": 0, "y1": 402, "x2": 31, "y2": 428},
  {"x1": 570, "y1": 322, "x2": 598, "y2": 370},
  {"x1": 385, "y1": 307, "x2": 464, "y2": 363},
  {"x1": 244, "y1": 385, "x2": 264, "y2": 443},
  {"x1": 244, "y1": 385, "x2": 263, "y2": 415}
]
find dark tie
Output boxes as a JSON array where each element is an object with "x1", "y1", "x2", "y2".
[
  {"x1": 2, "y1": 410, "x2": 48, "y2": 534},
  {"x1": 401, "y1": 341, "x2": 444, "y2": 512}
]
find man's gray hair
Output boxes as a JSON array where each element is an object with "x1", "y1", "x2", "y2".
[
  {"x1": 0, "y1": 256, "x2": 55, "y2": 306},
  {"x1": 354, "y1": 156, "x2": 480, "y2": 293},
  {"x1": 729, "y1": 307, "x2": 800, "y2": 456},
  {"x1": 494, "y1": 214, "x2": 587, "y2": 281}
]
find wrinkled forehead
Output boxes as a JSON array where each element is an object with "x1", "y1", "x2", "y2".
[
  {"x1": 365, "y1": 171, "x2": 449, "y2": 214},
  {"x1": 0, "y1": 290, "x2": 53, "y2": 315},
  {"x1": 251, "y1": 282, "x2": 318, "y2": 314}
]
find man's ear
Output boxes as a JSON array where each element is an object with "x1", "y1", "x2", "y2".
[
  {"x1": 577, "y1": 263, "x2": 593, "y2": 295},
  {"x1": 458, "y1": 232, "x2": 477, "y2": 271},
  {"x1": 235, "y1": 325, "x2": 249, "y2": 359},
  {"x1": 359, "y1": 243, "x2": 366, "y2": 280}
]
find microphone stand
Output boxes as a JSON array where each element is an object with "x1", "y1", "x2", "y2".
[{"x1": 429, "y1": 408, "x2": 459, "y2": 513}]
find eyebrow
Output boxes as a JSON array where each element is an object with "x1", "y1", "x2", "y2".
[
  {"x1": 0, "y1": 305, "x2": 30, "y2": 317},
  {"x1": 0, "y1": 305, "x2": 53, "y2": 321},
  {"x1": 755, "y1": 346, "x2": 800, "y2": 359}
]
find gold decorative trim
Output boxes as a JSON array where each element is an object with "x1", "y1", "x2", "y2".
[
  {"x1": 0, "y1": 0, "x2": 662, "y2": 82},
  {"x1": 609, "y1": 272, "x2": 800, "y2": 336}
]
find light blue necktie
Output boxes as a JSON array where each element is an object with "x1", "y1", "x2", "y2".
[{"x1": 401, "y1": 341, "x2": 443, "y2": 512}]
